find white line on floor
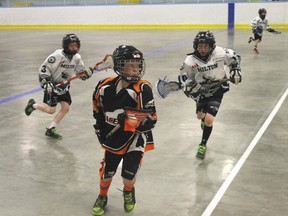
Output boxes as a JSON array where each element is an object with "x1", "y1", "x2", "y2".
[{"x1": 202, "y1": 87, "x2": 288, "y2": 216}]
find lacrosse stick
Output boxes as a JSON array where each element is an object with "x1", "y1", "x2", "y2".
[
  {"x1": 106, "y1": 107, "x2": 155, "y2": 139},
  {"x1": 272, "y1": 30, "x2": 281, "y2": 35},
  {"x1": 55, "y1": 54, "x2": 114, "y2": 88},
  {"x1": 156, "y1": 76, "x2": 231, "y2": 99}
]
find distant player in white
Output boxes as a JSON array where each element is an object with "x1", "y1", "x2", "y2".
[
  {"x1": 178, "y1": 31, "x2": 242, "y2": 160},
  {"x1": 25, "y1": 33, "x2": 93, "y2": 139},
  {"x1": 248, "y1": 8, "x2": 279, "y2": 54}
]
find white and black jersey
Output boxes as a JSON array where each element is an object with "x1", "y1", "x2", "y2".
[
  {"x1": 251, "y1": 16, "x2": 270, "y2": 35},
  {"x1": 39, "y1": 49, "x2": 86, "y2": 94},
  {"x1": 179, "y1": 46, "x2": 240, "y2": 85}
]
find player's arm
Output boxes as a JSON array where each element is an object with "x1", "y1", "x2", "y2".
[
  {"x1": 224, "y1": 48, "x2": 242, "y2": 85},
  {"x1": 39, "y1": 58, "x2": 54, "y2": 94},
  {"x1": 134, "y1": 83, "x2": 157, "y2": 133},
  {"x1": 92, "y1": 82, "x2": 106, "y2": 143}
]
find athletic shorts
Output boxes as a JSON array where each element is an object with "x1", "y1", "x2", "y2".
[
  {"x1": 100, "y1": 150, "x2": 143, "y2": 180},
  {"x1": 43, "y1": 90, "x2": 72, "y2": 107},
  {"x1": 196, "y1": 90, "x2": 224, "y2": 117}
]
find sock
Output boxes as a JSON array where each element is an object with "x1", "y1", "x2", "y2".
[
  {"x1": 48, "y1": 121, "x2": 57, "y2": 129},
  {"x1": 201, "y1": 125, "x2": 213, "y2": 145},
  {"x1": 99, "y1": 179, "x2": 112, "y2": 196},
  {"x1": 32, "y1": 104, "x2": 37, "y2": 110},
  {"x1": 124, "y1": 183, "x2": 135, "y2": 192}
]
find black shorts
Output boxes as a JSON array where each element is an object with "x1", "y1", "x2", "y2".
[
  {"x1": 100, "y1": 150, "x2": 143, "y2": 180},
  {"x1": 196, "y1": 90, "x2": 224, "y2": 117},
  {"x1": 254, "y1": 33, "x2": 262, "y2": 41},
  {"x1": 43, "y1": 90, "x2": 72, "y2": 107}
]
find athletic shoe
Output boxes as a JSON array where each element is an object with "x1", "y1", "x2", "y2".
[
  {"x1": 25, "y1": 99, "x2": 36, "y2": 116},
  {"x1": 195, "y1": 144, "x2": 207, "y2": 160},
  {"x1": 253, "y1": 48, "x2": 259, "y2": 54},
  {"x1": 45, "y1": 127, "x2": 62, "y2": 140},
  {"x1": 248, "y1": 37, "x2": 254, "y2": 44},
  {"x1": 123, "y1": 187, "x2": 136, "y2": 213},
  {"x1": 92, "y1": 195, "x2": 108, "y2": 216}
]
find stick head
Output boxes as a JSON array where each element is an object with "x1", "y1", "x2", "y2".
[{"x1": 155, "y1": 76, "x2": 180, "y2": 99}]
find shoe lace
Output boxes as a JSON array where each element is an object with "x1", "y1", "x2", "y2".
[
  {"x1": 124, "y1": 192, "x2": 133, "y2": 204},
  {"x1": 51, "y1": 128, "x2": 59, "y2": 134},
  {"x1": 95, "y1": 197, "x2": 106, "y2": 207},
  {"x1": 198, "y1": 146, "x2": 206, "y2": 154}
]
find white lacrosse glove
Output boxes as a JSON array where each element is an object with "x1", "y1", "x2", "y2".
[
  {"x1": 42, "y1": 80, "x2": 54, "y2": 94},
  {"x1": 229, "y1": 69, "x2": 242, "y2": 85},
  {"x1": 80, "y1": 67, "x2": 93, "y2": 81}
]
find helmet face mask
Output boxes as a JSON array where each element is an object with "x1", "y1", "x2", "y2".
[
  {"x1": 193, "y1": 31, "x2": 216, "y2": 59},
  {"x1": 62, "y1": 34, "x2": 80, "y2": 56},
  {"x1": 113, "y1": 45, "x2": 145, "y2": 83}
]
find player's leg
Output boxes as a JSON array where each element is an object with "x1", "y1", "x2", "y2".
[
  {"x1": 45, "y1": 92, "x2": 71, "y2": 139},
  {"x1": 195, "y1": 96, "x2": 222, "y2": 160},
  {"x1": 92, "y1": 151, "x2": 122, "y2": 216},
  {"x1": 253, "y1": 34, "x2": 262, "y2": 54},
  {"x1": 121, "y1": 151, "x2": 143, "y2": 213},
  {"x1": 25, "y1": 91, "x2": 56, "y2": 116}
]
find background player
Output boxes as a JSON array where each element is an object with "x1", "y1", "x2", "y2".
[
  {"x1": 24, "y1": 33, "x2": 93, "y2": 140},
  {"x1": 248, "y1": 8, "x2": 280, "y2": 54},
  {"x1": 91, "y1": 45, "x2": 157, "y2": 216}
]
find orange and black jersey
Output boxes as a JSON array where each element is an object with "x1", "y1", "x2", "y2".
[{"x1": 92, "y1": 76, "x2": 157, "y2": 154}]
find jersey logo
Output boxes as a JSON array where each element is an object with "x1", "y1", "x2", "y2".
[
  {"x1": 197, "y1": 63, "x2": 218, "y2": 72},
  {"x1": 60, "y1": 63, "x2": 75, "y2": 69},
  {"x1": 48, "y1": 56, "x2": 56, "y2": 63}
]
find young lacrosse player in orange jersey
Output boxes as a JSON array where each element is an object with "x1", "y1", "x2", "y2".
[{"x1": 91, "y1": 45, "x2": 157, "y2": 216}]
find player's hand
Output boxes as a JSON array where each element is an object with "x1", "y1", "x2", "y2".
[
  {"x1": 230, "y1": 69, "x2": 242, "y2": 85},
  {"x1": 184, "y1": 82, "x2": 202, "y2": 97},
  {"x1": 43, "y1": 81, "x2": 54, "y2": 94},
  {"x1": 80, "y1": 68, "x2": 93, "y2": 81},
  {"x1": 93, "y1": 124, "x2": 105, "y2": 144}
]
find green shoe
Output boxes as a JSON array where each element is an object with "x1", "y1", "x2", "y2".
[
  {"x1": 196, "y1": 144, "x2": 207, "y2": 160},
  {"x1": 123, "y1": 187, "x2": 136, "y2": 213},
  {"x1": 92, "y1": 195, "x2": 107, "y2": 216},
  {"x1": 45, "y1": 127, "x2": 62, "y2": 140},
  {"x1": 25, "y1": 99, "x2": 36, "y2": 116}
]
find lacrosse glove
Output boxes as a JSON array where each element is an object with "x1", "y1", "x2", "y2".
[
  {"x1": 80, "y1": 67, "x2": 93, "y2": 81},
  {"x1": 93, "y1": 124, "x2": 105, "y2": 144}
]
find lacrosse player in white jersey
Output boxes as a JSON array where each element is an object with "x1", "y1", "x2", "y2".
[
  {"x1": 248, "y1": 8, "x2": 281, "y2": 54},
  {"x1": 178, "y1": 31, "x2": 242, "y2": 160},
  {"x1": 24, "y1": 33, "x2": 93, "y2": 140}
]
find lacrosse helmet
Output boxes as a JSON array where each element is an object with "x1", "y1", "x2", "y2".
[
  {"x1": 193, "y1": 31, "x2": 216, "y2": 50},
  {"x1": 258, "y1": 8, "x2": 267, "y2": 20},
  {"x1": 62, "y1": 33, "x2": 80, "y2": 56},
  {"x1": 113, "y1": 45, "x2": 145, "y2": 84}
]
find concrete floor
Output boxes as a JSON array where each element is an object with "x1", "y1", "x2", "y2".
[{"x1": 0, "y1": 29, "x2": 288, "y2": 216}]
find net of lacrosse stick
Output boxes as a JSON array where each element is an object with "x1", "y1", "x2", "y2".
[
  {"x1": 106, "y1": 107, "x2": 155, "y2": 138},
  {"x1": 155, "y1": 76, "x2": 181, "y2": 99}
]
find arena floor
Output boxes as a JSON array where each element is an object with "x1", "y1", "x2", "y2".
[{"x1": 0, "y1": 29, "x2": 288, "y2": 216}]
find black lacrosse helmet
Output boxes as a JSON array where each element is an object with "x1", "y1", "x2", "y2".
[
  {"x1": 193, "y1": 31, "x2": 216, "y2": 51},
  {"x1": 258, "y1": 8, "x2": 267, "y2": 20},
  {"x1": 62, "y1": 33, "x2": 80, "y2": 56},
  {"x1": 113, "y1": 45, "x2": 145, "y2": 83}
]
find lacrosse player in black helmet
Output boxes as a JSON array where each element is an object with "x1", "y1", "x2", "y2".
[
  {"x1": 248, "y1": 8, "x2": 281, "y2": 54},
  {"x1": 24, "y1": 33, "x2": 93, "y2": 140},
  {"x1": 91, "y1": 45, "x2": 157, "y2": 216},
  {"x1": 177, "y1": 31, "x2": 242, "y2": 160}
]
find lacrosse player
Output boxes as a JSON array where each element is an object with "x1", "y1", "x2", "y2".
[
  {"x1": 248, "y1": 8, "x2": 281, "y2": 54},
  {"x1": 177, "y1": 31, "x2": 242, "y2": 160},
  {"x1": 24, "y1": 33, "x2": 93, "y2": 140},
  {"x1": 91, "y1": 45, "x2": 157, "y2": 216}
]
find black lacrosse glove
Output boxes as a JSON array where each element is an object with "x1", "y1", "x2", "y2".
[
  {"x1": 253, "y1": 26, "x2": 263, "y2": 34},
  {"x1": 117, "y1": 112, "x2": 127, "y2": 128},
  {"x1": 136, "y1": 115, "x2": 155, "y2": 132},
  {"x1": 93, "y1": 124, "x2": 105, "y2": 144}
]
